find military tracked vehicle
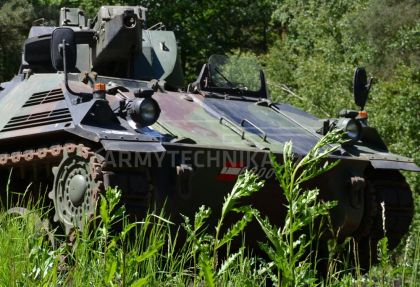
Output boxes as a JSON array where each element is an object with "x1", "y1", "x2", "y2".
[{"x1": 0, "y1": 6, "x2": 418, "y2": 267}]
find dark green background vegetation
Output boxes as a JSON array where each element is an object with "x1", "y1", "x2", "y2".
[{"x1": 0, "y1": 0, "x2": 418, "y2": 235}]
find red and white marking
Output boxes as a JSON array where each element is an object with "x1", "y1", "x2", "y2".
[{"x1": 217, "y1": 161, "x2": 245, "y2": 181}]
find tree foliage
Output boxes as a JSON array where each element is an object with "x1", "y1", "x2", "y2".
[
  {"x1": 351, "y1": 0, "x2": 420, "y2": 77},
  {"x1": 0, "y1": 0, "x2": 33, "y2": 82},
  {"x1": 265, "y1": 0, "x2": 371, "y2": 116}
]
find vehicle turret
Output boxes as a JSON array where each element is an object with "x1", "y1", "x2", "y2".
[{"x1": 21, "y1": 6, "x2": 183, "y2": 89}]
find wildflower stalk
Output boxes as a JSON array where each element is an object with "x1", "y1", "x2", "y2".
[{"x1": 253, "y1": 130, "x2": 343, "y2": 286}]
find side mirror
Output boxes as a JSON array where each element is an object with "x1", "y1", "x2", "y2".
[
  {"x1": 50, "y1": 27, "x2": 90, "y2": 98},
  {"x1": 51, "y1": 27, "x2": 77, "y2": 72},
  {"x1": 353, "y1": 67, "x2": 372, "y2": 110},
  {"x1": 259, "y1": 70, "x2": 269, "y2": 99}
]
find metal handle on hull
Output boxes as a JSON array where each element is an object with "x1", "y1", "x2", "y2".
[
  {"x1": 219, "y1": 116, "x2": 245, "y2": 139},
  {"x1": 240, "y1": 118, "x2": 267, "y2": 141},
  {"x1": 219, "y1": 116, "x2": 266, "y2": 148}
]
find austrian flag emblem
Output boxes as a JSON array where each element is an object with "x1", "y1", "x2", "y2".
[{"x1": 217, "y1": 162, "x2": 245, "y2": 181}]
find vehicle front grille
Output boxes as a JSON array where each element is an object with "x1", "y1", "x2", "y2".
[
  {"x1": 22, "y1": 89, "x2": 65, "y2": 107},
  {"x1": 1, "y1": 108, "x2": 72, "y2": 132}
]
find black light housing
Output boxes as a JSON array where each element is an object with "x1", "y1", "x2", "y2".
[{"x1": 127, "y1": 97, "x2": 161, "y2": 128}]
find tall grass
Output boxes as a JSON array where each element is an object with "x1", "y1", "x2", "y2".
[{"x1": 0, "y1": 131, "x2": 418, "y2": 286}]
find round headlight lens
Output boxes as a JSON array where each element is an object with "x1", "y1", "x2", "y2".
[
  {"x1": 140, "y1": 101, "x2": 157, "y2": 124},
  {"x1": 337, "y1": 118, "x2": 362, "y2": 142},
  {"x1": 128, "y1": 97, "x2": 161, "y2": 127},
  {"x1": 346, "y1": 119, "x2": 360, "y2": 140}
]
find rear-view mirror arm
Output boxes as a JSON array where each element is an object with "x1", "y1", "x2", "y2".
[{"x1": 61, "y1": 39, "x2": 90, "y2": 98}]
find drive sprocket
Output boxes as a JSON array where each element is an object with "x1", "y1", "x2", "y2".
[{"x1": 48, "y1": 144, "x2": 103, "y2": 234}]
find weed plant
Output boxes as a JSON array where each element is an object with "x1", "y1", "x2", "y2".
[{"x1": 251, "y1": 131, "x2": 343, "y2": 286}]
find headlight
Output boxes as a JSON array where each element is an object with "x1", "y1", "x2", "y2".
[
  {"x1": 336, "y1": 118, "x2": 362, "y2": 142},
  {"x1": 128, "y1": 97, "x2": 161, "y2": 128}
]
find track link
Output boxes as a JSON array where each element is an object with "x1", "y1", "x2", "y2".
[
  {"x1": 0, "y1": 143, "x2": 105, "y2": 233},
  {"x1": 368, "y1": 170, "x2": 414, "y2": 249},
  {"x1": 0, "y1": 143, "x2": 83, "y2": 167},
  {"x1": 355, "y1": 169, "x2": 414, "y2": 270}
]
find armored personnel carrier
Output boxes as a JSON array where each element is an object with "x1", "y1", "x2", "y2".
[{"x1": 0, "y1": 6, "x2": 418, "y2": 267}]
